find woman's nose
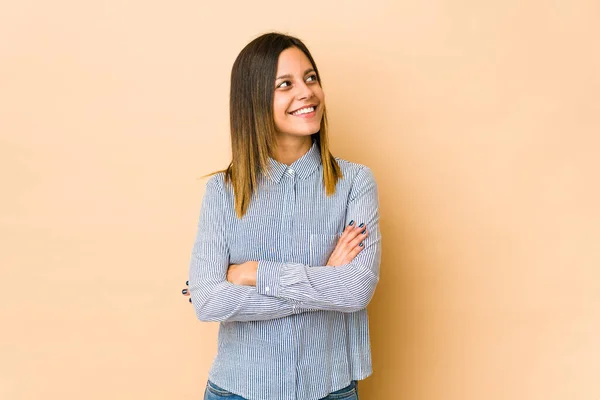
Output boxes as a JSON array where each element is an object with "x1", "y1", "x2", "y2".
[{"x1": 295, "y1": 81, "x2": 313, "y2": 100}]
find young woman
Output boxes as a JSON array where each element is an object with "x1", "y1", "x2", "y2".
[{"x1": 182, "y1": 32, "x2": 381, "y2": 400}]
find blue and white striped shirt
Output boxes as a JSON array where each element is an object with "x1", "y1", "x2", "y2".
[{"x1": 188, "y1": 139, "x2": 381, "y2": 400}]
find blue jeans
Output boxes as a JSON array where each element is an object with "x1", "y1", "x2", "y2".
[{"x1": 204, "y1": 380, "x2": 359, "y2": 400}]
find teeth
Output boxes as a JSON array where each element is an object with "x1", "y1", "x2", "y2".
[{"x1": 291, "y1": 106, "x2": 315, "y2": 116}]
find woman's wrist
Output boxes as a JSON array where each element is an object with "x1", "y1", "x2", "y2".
[
  {"x1": 227, "y1": 260, "x2": 259, "y2": 286},
  {"x1": 244, "y1": 261, "x2": 259, "y2": 286}
]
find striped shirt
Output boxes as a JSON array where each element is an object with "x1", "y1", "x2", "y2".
[{"x1": 188, "y1": 139, "x2": 381, "y2": 400}]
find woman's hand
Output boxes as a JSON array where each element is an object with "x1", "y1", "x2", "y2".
[
  {"x1": 226, "y1": 261, "x2": 258, "y2": 286},
  {"x1": 182, "y1": 281, "x2": 191, "y2": 303},
  {"x1": 326, "y1": 221, "x2": 369, "y2": 267},
  {"x1": 182, "y1": 261, "x2": 259, "y2": 303}
]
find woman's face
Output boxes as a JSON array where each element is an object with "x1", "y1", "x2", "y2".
[{"x1": 273, "y1": 46, "x2": 325, "y2": 139}]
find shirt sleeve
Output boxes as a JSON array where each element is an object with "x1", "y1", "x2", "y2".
[
  {"x1": 188, "y1": 175, "x2": 314, "y2": 322},
  {"x1": 255, "y1": 166, "x2": 382, "y2": 312}
]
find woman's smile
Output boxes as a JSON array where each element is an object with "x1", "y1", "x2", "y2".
[
  {"x1": 289, "y1": 104, "x2": 318, "y2": 117},
  {"x1": 273, "y1": 46, "x2": 325, "y2": 137}
]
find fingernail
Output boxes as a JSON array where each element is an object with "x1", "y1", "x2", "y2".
[
  {"x1": 361, "y1": 229, "x2": 366, "y2": 234},
  {"x1": 359, "y1": 242, "x2": 364, "y2": 247},
  {"x1": 349, "y1": 220, "x2": 355, "y2": 226},
  {"x1": 189, "y1": 298, "x2": 192, "y2": 303},
  {"x1": 358, "y1": 223, "x2": 365, "y2": 228},
  {"x1": 186, "y1": 280, "x2": 189, "y2": 285},
  {"x1": 182, "y1": 289, "x2": 188, "y2": 295}
]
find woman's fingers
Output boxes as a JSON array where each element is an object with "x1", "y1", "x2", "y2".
[
  {"x1": 326, "y1": 222, "x2": 369, "y2": 266},
  {"x1": 341, "y1": 223, "x2": 368, "y2": 250},
  {"x1": 340, "y1": 222, "x2": 364, "y2": 243},
  {"x1": 182, "y1": 280, "x2": 191, "y2": 303},
  {"x1": 348, "y1": 226, "x2": 368, "y2": 248},
  {"x1": 341, "y1": 226, "x2": 367, "y2": 263},
  {"x1": 341, "y1": 221, "x2": 356, "y2": 237}
]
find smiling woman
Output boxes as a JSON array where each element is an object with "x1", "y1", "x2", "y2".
[
  {"x1": 182, "y1": 32, "x2": 381, "y2": 400},
  {"x1": 273, "y1": 47, "x2": 325, "y2": 139}
]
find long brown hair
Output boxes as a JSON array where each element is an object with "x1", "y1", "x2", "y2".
[{"x1": 210, "y1": 32, "x2": 342, "y2": 218}]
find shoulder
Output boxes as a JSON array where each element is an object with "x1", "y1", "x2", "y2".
[
  {"x1": 334, "y1": 157, "x2": 377, "y2": 184},
  {"x1": 334, "y1": 157, "x2": 378, "y2": 201},
  {"x1": 206, "y1": 171, "x2": 226, "y2": 186},
  {"x1": 203, "y1": 172, "x2": 228, "y2": 197},
  {"x1": 199, "y1": 172, "x2": 235, "y2": 214}
]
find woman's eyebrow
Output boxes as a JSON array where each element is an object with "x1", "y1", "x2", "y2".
[{"x1": 276, "y1": 68, "x2": 316, "y2": 80}]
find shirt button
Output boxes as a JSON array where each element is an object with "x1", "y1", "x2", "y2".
[
  {"x1": 265, "y1": 287, "x2": 270, "y2": 292},
  {"x1": 287, "y1": 169, "x2": 295, "y2": 175}
]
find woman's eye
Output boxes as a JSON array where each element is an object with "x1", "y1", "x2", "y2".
[
  {"x1": 306, "y1": 74, "x2": 318, "y2": 82},
  {"x1": 277, "y1": 81, "x2": 291, "y2": 88}
]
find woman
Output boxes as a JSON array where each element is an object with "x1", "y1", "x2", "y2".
[{"x1": 182, "y1": 32, "x2": 381, "y2": 400}]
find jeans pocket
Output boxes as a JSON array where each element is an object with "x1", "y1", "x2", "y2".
[
  {"x1": 204, "y1": 380, "x2": 239, "y2": 398},
  {"x1": 326, "y1": 381, "x2": 358, "y2": 399}
]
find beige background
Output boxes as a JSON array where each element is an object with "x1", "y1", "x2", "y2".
[{"x1": 1, "y1": 0, "x2": 599, "y2": 399}]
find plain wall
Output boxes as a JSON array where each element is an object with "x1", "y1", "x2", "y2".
[{"x1": 1, "y1": 0, "x2": 599, "y2": 399}]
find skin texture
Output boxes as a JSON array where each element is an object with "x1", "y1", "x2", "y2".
[{"x1": 183, "y1": 46, "x2": 368, "y2": 300}]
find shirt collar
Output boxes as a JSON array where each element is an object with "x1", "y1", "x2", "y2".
[{"x1": 265, "y1": 139, "x2": 322, "y2": 183}]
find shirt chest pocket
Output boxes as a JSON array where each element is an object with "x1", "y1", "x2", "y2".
[{"x1": 309, "y1": 233, "x2": 341, "y2": 267}]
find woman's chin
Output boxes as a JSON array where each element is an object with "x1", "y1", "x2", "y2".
[{"x1": 275, "y1": 127, "x2": 321, "y2": 138}]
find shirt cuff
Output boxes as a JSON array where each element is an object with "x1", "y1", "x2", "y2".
[{"x1": 256, "y1": 260, "x2": 282, "y2": 297}]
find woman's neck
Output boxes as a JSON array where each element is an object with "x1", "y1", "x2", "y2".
[{"x1": 271, "y1": 136, "x2": 313, "y2": 166}]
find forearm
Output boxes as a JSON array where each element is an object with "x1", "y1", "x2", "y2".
[
  {"x1": 256, "y1": 252, "x2": 380, "y2": 312},
  {"x1": 190, "y1": 276, "x2": 316, "y2": 322}
]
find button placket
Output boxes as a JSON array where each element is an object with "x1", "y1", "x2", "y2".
[{"x1": 280, "y1": 168, "x2": 296, "y2": 262}]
